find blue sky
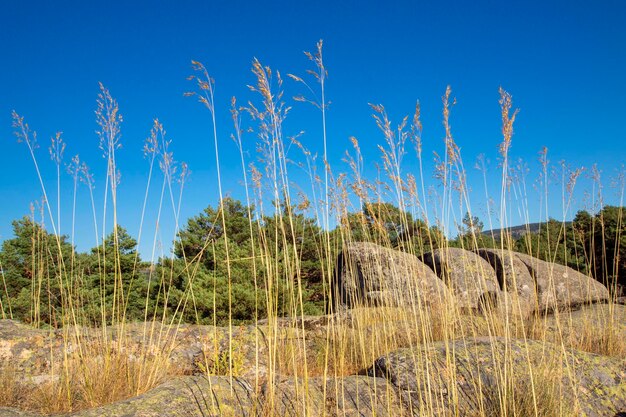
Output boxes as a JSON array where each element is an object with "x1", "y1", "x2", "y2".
[{"x1": 1, "y1": 0, "x2": 625, "y2": 257}]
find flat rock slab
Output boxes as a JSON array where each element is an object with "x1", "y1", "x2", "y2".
[
  {"x1": 513, "y1": 252, "x2": 609, "y2": 311},
  {"x1": 0, "y1": 376, "x2": 256, "y2": 417},
  {"x1": 423, "y1": 248, "x2": 502, "y2": 312},
  {"x1": 0, "y1": 409, "x2": 36, "y2": 417},
  {"x1": 0, "y1": 375, "x2": 411, "y2": 417},
  {"x1": 74, "y1": 376, "x2": 256, "y2": 417},
  {"x1": 369, "y1": 337, "x2": 626, "y2": 417},
  {"x1": 541, "y1": 303, "x2": 626, "y2": 343},
  {"x1": 0, "y1": 320, "x2": 306, "y2": 385},
  {"x1": 334, "y1": 242, "x2": 452, "y2": 309},
  {"x1": 264, "y1": 375, "x2": 409, "y2": 416}
]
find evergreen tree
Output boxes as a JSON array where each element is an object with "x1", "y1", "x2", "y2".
[
  {"x1": 572, "y1": 206, "x2": 625, "y2": 291},
  {"x1": 0, "y1": 217, "x2": 74, "y2": 325},
  {"x1": 340, "y1": 202, "x2": 446, "y2": 256}
]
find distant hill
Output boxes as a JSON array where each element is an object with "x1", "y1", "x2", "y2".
[{"x1": 483, "y1": 221, "x2": 572, "y2": 240}]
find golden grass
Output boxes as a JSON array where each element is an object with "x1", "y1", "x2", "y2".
[
  {"x1": 0, "y1": 337, "x2": 183, "y2": 413},
  {"x1": 536, "y1": 305, "x2": 626, "y2": 359}
]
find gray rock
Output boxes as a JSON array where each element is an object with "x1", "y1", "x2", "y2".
[
  {"x1": 0, "y1": 375, "x2": 411, "y2": 417},
  {"x1": 262, "y1": 377, "x2": 327, "y2": 417},
  {"x1": 0, "y1": 376, "x2": 255, "y2": 417},
  {"x1": 324, "y1": 376, "x2": 407, "y2": 417},
  {"x1": 2, "y1": 317, "x2": 626, "y2": 417},
  {"x1": 513, "y1": 252, "x2": 609, "y2": 311},
  {"x1": 370, "y1": 337, "x2": 626, "y2": 417},
  {"x1": 540, "y1": 303, "x2": 626, "y2": 345},
  {"x1": 0, "y1": 320, "x2": 270, "y2": 388},
  {"x1": 0, "y1": 408, "x2": 39, "y2": 417},
  {"x1": 423, "y1": 248, "x2": 502, "y2": 312},
  {"x1": 477, "y1": 248, "x2": 538, "y2": 317},
  {"x1": 71, "y1": 375, "x2": 256, "y2": 417},
  {"x1": 333, "y1": 242, "x2": 451, "y2": 309},
  {"x1": 265, "y1": 375, "x2": 409, "y2": 417}
]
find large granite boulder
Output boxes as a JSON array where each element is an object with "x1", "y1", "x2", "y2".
[
  {"x1": 513, "y1": 252, "x2": 609, "y2": 311},
  {"x1": 333, "y1": 242, "x2": 451, "y2": 309},
  {"x1": 477, "y1": 248, "x2": 538, "y2": 317},
  {"x1": 422, "y1": 248, "x2": 502, "y2": 312},
  {"x1": 369, "y1": 337, "x2": 626, "y2": 417}
]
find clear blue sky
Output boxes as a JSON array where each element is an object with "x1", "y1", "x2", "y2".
[{"x1": 1, "y1": 0, "x2": 625, "y2": 258}]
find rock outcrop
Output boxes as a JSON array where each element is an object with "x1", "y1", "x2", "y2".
[
  {"x1": 541, "y1": 303, "x2": 626, "y2": 345},
  {"x1": 477, "y1": 248, "x2": 538, "y2": 317},
  {"x1": 0, "y1": 376, "x2": 256, "y2": 417},
  {"x1": 513, "y1": 251, "x2": 609, "y2": 311},
  {"x1": 265, "y1": 375, "x2": 407, "y2": 417},
  {"x1": 0, "y1": 320, "x2": 277, "y2": 385},
  {"x1": 2, "y1": 374, "x2": 407, "y2": 416},
  {"x1": 73, "y1": 375, "x2": 256, "y2": 417},
  {"x1": 0, "y1": 409, "x2": 35, "y2": 417},
  {"x1": 422, "y1": 248, "x2": 502, "y2": 312},
  {"x1": 370, "y1": 337, "x2": 626, "y2": 417},
  {"x1": 334, "y1": 243, "x2": 610, "y2": 314},
  {"x1": 333, "y1": 242, "x2": 451, "y2": 309},
  {"x1": 4, "y1": 337, "x2": 625, "y2": 417}
]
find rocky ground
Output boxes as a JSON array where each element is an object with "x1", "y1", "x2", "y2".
[{"x1": 1, "y1": 303, "x2": 626, "y2": 416}]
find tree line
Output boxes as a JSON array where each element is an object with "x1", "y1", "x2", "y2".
[{"x1": 0, "y1": 198, "x2": 623, "y2": 327}]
